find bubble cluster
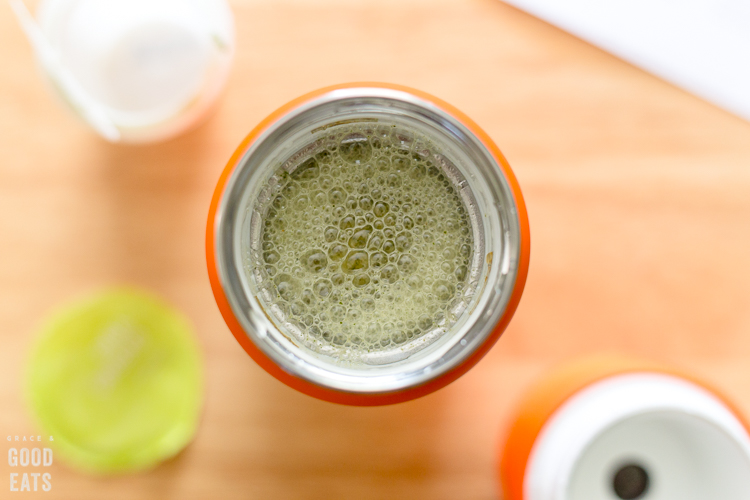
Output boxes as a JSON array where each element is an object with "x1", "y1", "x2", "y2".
[{"x1": 254, "y1": 124, "x2": 475, "y2": 359}]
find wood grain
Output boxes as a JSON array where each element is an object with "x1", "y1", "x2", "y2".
[{"x1": 1, "y1": 0, "x2": 750, "y2": 498}]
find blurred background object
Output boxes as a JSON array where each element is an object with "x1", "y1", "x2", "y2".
[
  {"x1": 502, "y1": 0, "x2": 750, "y2": 122},
  {"x1": 2, "y1": 0, "x2": 750, "y2": 498},
  {"x1": 500, "y1": 356, "x2": 750, "y2": 500},
  {"x1": 10, "y1": 0, "x2": 235, "y2": 143},
  {"x1": 26, "y1": 288, "x2": 204, "y2": 474}
]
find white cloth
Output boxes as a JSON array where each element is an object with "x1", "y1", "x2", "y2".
[{"x1": 503, "y1": 0, "x2": 750, "y2": 122}]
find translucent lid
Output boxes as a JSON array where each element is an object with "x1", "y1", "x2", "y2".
[
  {"x1": 26, "y1": 288, "x2": 204, "y2": 474},
  {"x1": 37, "y1": 0, "x2": 234, "y2": 142}
]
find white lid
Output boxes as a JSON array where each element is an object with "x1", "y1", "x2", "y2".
[
  {"x1": 525, "y1": 373, "x2": 750, "y2": 500},
  {"x1": 37, "y1": 0, "x2": 234, "y2": 142}
]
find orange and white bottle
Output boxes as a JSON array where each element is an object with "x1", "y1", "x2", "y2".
[
  {"x1": 500, "y1": 356, "x2": 750, "y2": 499},
  {"x1": 207, "y1": 83, "x2": 530, "y2": 405}
]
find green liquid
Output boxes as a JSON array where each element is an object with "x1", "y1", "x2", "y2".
[{"x1": 255, "y1": 125, "x2": 475, "y2": 360}]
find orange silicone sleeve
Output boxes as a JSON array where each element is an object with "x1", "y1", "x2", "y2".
[{"x1": 206, "y1": 82, "x2": 531, "y2": 406}]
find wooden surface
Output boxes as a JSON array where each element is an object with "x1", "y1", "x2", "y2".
[{"x1": 2, "y1": 0, "x2": 750, "y2": 498}]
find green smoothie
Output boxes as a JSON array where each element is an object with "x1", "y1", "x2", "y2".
[{"x1": 253, "y1": 124, "x2": 475, "y2": 360}]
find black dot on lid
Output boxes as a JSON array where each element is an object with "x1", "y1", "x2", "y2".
[{"x1": 612, "y1": 463, "x2": 650, "y2": 499}]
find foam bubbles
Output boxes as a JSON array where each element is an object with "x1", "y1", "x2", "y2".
[{"x1": 254, "y1": 124, "x2": 475, "y2": 359}]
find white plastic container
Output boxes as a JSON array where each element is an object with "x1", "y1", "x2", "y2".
[{"x1": 34, "y1": 0, "x2": 234, "y2": 143}]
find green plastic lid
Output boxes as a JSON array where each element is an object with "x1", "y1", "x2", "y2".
[{"x1": 26, "y1": 288, "x2": 203, "y2": 474}]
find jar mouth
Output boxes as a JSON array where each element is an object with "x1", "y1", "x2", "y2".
[
  {"x1": 246, "y1": 119, "x2": 485, "y2": 366},
  {"x1": 214, "y1": 87, "x2": 524, "y2": 394}
]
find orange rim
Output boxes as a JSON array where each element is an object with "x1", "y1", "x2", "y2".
[
  {"x1": 206, "y1": 82, "x2": 531, "y2": 406},
  {"x1": 498, "y1": 355, "x2": 750, "y2": 500}
]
